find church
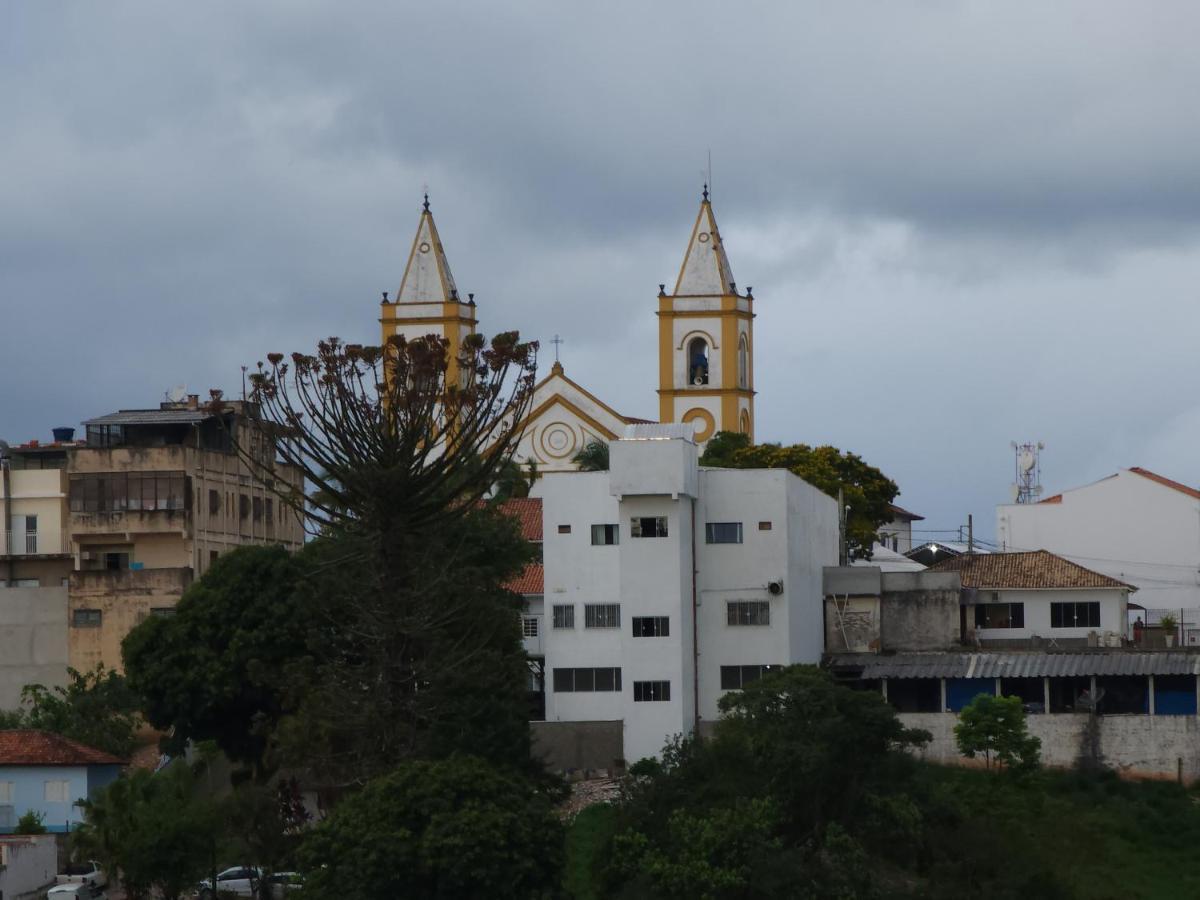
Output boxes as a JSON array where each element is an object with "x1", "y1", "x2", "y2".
[{"x1": 378, "y1": 189, "x2": 757, "y2": 471}]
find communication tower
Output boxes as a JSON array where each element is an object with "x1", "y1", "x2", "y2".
[{"x1": 1010, "y1": 441, "x2": 1045, "y2": 504}]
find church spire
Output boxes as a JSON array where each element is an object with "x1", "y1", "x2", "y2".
[
  {"x1": 396, "y1": 196, "x2": 460, "y2": 303},
  {"x1": 672, "y1": 188, "x2": 736, "y2": 297}
]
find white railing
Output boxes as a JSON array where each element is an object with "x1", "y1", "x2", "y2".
[{"x1": 0, "y1": 530, "x2": 69, "y2": 556}]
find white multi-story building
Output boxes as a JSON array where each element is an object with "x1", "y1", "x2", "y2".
[
  {"x1": 535, "y1": 424, "x2": 837, "y2": 763},
  {"x1": 997, "y1": 468, "x2": 1200, "y2": 621}
]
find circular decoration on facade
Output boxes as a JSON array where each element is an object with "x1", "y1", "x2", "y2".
[
  {"x1": 697, "y1": 232, "x2": 710, "y2": 243},
  {"x1": 540, "y1": 422, "x2": 578, "y2": 459},
  {"x1": 681, "y1": 407, "x2": 716, "y2": 443},
  {"x1": 418, "y1": 241, "x2": 431, "y2": 253}
]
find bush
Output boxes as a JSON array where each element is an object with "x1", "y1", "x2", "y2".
[{"x1": 15, "y1": 809, "x2": 46, "y2": 834}]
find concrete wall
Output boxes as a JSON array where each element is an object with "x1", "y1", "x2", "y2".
[
  {"x1": 69, "y1": 567, "x2": 192, "y2": 672},
  {"x1": 531, "y1": 720, "x2": 624, "y2": 773},
  {"x1": 0, "y1": 586, "x2": 68, "y2": 709},
  {"x1": 998, "y1": 469, "x2": 1200, "y2": 610},
  {"x1": 0, "y1": 835, "x2": 58, "y2": 900},
  {"x1": 881, "y1": 572, "x2": 961, "y2": 651},
  {"x1": 901, "y1": 711, "x2": 1200, "y2": 782}
]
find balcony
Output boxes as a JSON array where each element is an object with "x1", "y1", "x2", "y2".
[{"x1": 0, "y1": 530, "x2": 70, "y2": 558}]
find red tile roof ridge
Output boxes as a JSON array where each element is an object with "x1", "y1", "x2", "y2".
[
  {"x1": 927, "y1": 549, "x2": 1134, "y2": 591},
  {"x1": 0, "y1": 730, "x2": 126, "y2": 766},
  {"x1": 1128, "y1": 467, "x2": 1200, "y2": 502}
]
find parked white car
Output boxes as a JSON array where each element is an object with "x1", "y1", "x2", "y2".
[
  {"x1": 196, "y1": 866, "x2": 261, "y2": 898},
  {"x1": 56, "y1": 861, "x2": 108, "y2": 889},
  {"x1": 48, "y1": 884, "x2": 107, "y2": 900}
]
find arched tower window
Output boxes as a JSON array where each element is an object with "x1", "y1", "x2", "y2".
[
  {"x1": 687, "y1": 337, "x2": 709, "y2": 386},
  {"x1": 738, "y1": 334, "x2": 749, "y2": 389}
]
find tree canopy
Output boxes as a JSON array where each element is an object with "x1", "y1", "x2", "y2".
[
  {"x1": 699, "y1": 431, "x2": 899, "y2": 559},
  {"x1": 0, "y1": 665, "x2": 141, "y2": 758},
  {"x1": 572, "y1": 438, "x2": 610, "y2": 471},
  {"x1": 955, "y1": 693, "x2": 1042, "y2": 773}
]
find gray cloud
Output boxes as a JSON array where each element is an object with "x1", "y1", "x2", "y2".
[{"x1": 4, "y1": 0, "x2": 1200, "y2": 537}]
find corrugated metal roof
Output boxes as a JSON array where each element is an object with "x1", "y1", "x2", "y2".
[
  {"x1": 830, "y1": 651, "x2": 1200, "y2": 679},
  {"x1": 84, "y1": 409, "x2": 212, "y2": 426},
  {"x1": 621, "y1": 423, "x2": 695, "y2": 442}
]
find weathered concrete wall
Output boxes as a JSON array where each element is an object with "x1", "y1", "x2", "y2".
[
  {"x1": 880, "y1": 572, "x2": 961, "y2": 651},
  {"x1": 531, "y1": 720, "x2": 624, "y2": 773},
  {"x1": 0, "y1": 835, "x2": 58, "y2": 900},
  {"x1": 825, "y1": 596, "x2": 880, "y2": 652},
  {"x1": 0, "y1": 586, "x2": 68, "y2": 708},
  {"x1": 901, "y1": 711, "x2": 1200, "y2": 781},
  {"x1": 69, "y1": 567, "x2": 192, "y2": 672}
]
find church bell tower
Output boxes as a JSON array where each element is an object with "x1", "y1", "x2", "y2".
[
  {"x1": 379, "y1": 195, "x2": 477, "y2": 386},
  {"x1": 657, "y1": 187, "x2": 755, "y2": 443}
]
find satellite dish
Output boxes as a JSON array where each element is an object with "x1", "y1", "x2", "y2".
[
  {"x1": 167, "y1": 384, "x2": 187, "y2": 403},
  {"x1": 1019, "y1": 449, "x2": 1036, "y2": 472}
]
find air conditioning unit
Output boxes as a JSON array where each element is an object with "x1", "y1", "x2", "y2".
[
  {"x1": 767, "y1": 580, "x2": 784, "y2": 596},
  {"x1": 80, "y1": 551, "x2": 94, "y2": 561}
]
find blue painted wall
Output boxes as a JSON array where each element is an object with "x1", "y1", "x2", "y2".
[
  {"x1": 0, "y1": 766, "x2": 89, "y2": 833},
  {"x1": 946, "y1": 678, "x2": 994, "y2": 712}
]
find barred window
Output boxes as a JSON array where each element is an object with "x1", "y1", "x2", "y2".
[
  {"x1": 72, "y1": 609, "x2": 102, "y2": 628},
  {"x1": 727, "y1": 600, "x2": 770, "y2": 626},
  {"x1": 591, "y1": 524, "x2": 619, "y2": 545},
  {"x1": 553, "y1": 667, "x2": 622, "y2": 693},
  {"x1": 633, "y1": 680, "x2": 670, "y2": 702},
  {"x1": 552, "y1": 604, "x2": 575, "y2": 629},
  {"x1": 632, "y1": 616, "x2": 669, "y2": 637},
  {"x1": 585, "y1": 603, "x2": 621, "y2": 628},
  {"x1": 720, "y1": 664, "x2": 782, "y2": 690},
  {"x1": 630, "y1": 516, "x2": 668, "y2": 538},
  {"x1": 705, "y1": 522, "x2": 743, "y2": 544},
  {"x1": 522, "y1": 617, "x2": 539, "y2": 637}
]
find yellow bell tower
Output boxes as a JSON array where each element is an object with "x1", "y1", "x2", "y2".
[
  {"x1": 379, "y1": 195, "x2": 477, "y2": 386},
  {"x1": 657, "y1": 187, "x2": 755, "y2": 444}
]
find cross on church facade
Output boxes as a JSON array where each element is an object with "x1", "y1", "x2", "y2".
[{"x1": 550, "y1": 334, "x2": 564, "y2": 363}]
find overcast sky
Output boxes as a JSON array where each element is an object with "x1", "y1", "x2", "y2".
[{"x1": 4, "y1": 2, "x2": 1200, "y2": 540}]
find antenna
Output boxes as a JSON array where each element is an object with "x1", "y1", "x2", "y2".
[
  {"x1": 167, "y1": 384, "x2": 187, "y2": 404},
  {"x1": 1010, "y1": 441, "x2": 1045, "y2": 504},
  {"x1": 706, "y1": 149, "x2": 712, "y2": 197}
]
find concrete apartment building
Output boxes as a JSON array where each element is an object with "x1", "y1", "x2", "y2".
[
  {"x1": 534, "y1": 423, "x2": 837, "y2": 765},
  {"x1": 0, "y1": 397, "x2": 304, "y2": 695},
  {"x1": 0, "y1": 441, "x2": 73, "y2": 708}
]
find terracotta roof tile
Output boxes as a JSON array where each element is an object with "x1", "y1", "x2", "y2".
[
  {"x1": 504, "y1": 563, "x2": 544, "y2": 595},
  {"x1": 0, "y1": 731, "x2": 126, "y2": 766},
  {"x1": 927, "y1": 550, "x2": 1134, "y2": 591},
  {"x1": 496, "y1": 497, "x2": 542, "y2": 542},
  {"x1": 888, "y1": 503, "x2": 925, "y2": 522}
]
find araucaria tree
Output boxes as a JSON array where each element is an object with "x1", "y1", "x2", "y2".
[
  {"x1": 203, "y1": 332, "x2": 541, "y2": 782},
  {"x1": 955, "y1": 693, "x2": 1042, "y2": 772}
]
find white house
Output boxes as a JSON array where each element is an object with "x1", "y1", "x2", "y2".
[
  {"x1": 536, "y1": 423, "x2": 838, "y2": 763},
  {"x1": 997, "y1": 468, "x2": 1200, "y2": 622},
  {"x1": 877, "y1": 503, "x2": 924, "y2": 555}
]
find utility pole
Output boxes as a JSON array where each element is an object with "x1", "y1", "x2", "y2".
[
  {"x1": 967, "y1": 514, "x2": 974, "y2": 556},
  {"x1": 838, "y1": 487, "x2": 848, "y2": 566}
]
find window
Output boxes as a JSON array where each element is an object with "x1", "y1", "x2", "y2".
[
  {"x1": 552, "y1": 604, "x2": 575, "y2": 629},
  {"x1": 265, "y1": 498, "x2": 274, "y2": 524},
  {"x1": 687, "y1": 337, "x2": 709, "y2": 385},
  {"x1": 0, "y1": 782, "x2": 11, "y2": 803},
  {"x1": 720, "y1": 664, "x2": 781, "y2": 690},
  {"x1": 45, "y1": 780, "x2": 70, "y2": 803},
  {"x1": 634, "y1": 680, "x2": 671, "y2": 702},
  {"x1": 758, "y1": 521, "x2": 772, "y2": 531},
  {"x1": 632, "y1": 616, "x2": 669, "y2": 637},
  {"x1": 706, "y1": 522, "x2": 743, "y2": 544},
  {"x1": 150, "y1": 607, "x2": 177, "y2": 618},
  {"x1": 585, "y1": 604, "x2": 620, "y2": 628},
  {"x1": 727, "y1": 600, "x2": 770, "y2": 626},
  {"x1": 72, "y1": 608, "x2": 102, "y2": 628},
  {"x1": 974, "y1": 603, "x2": 1025, "y2": 629},
  {"x1": 209, "y1": 489, "x2": 221, "y2": 515},
  {"x1": 210, "y1": 550, "x2": 219, "y2": 567},
  {"x1": 557, "y1": 524, "x2": 572, "y2": 534},
  {"x1": 522, "y1": 616, "x2": 539, "y2": 638},
  {"x1": 0, "y1": 805, "x2": 11, "y2": 829},
  {"x1": 738, "y1": 334, "x2": 749, "y2": 389},
  {"x1": 24, "y1": 515, "x2": 37, "y2": 554},
  {"x1": 591, "y1": 524, "x2": 619, "y2": 545},
  {"x1": 239, "y1": 494, "x2": 250, "y2": 520},
  {"x1": 1050, "y1": 602, "x2": 1101, "y2": 628},
  {"x1": 252, "y1": 496, "x2": 263, "y2": 522},
  {"x1": 69, "y1": 472, "x2": 187, "y2": 513},
  {"x1": 553, "y1": 667, "x2": 622, "y2": 692},
  {"x1": 105, "y1": 552, "x2": 129, "y2": 571},
  {"x1": 630, "y1": 516, "x2": 668, "y2": 538}
]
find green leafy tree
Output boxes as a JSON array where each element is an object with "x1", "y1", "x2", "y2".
[
  {"x1": 73, "y1": 763, "x2": 220, "y2": 900},
  {"x1": 297, "y1": 756, "x2": 564, "y2": 899},
  {"x1": 572, "y1": 438, "x2": 610, "y2": 471},
  {"x1": 15, "y1": 809, "x2": 46, "y2": 834},
  {"x1": 954, "y1": 693, "x2": 1041, "y2": 772},
  {"x1": 0, "y1": 665, "x2": 140, "y2": 758},
  {"x1": 491, "y1": 458, "x2": 540, "y2": 501},
  {"x1": 699, "y1": 431, "x2": 899, "y2": 559},
  {"x1": 122, "y1": 545, "x2": 307, "y2": 780}
]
